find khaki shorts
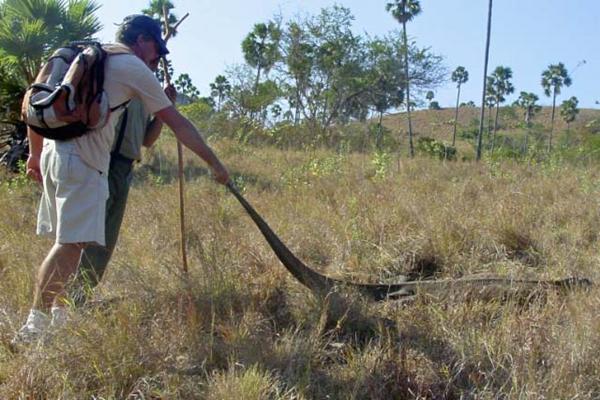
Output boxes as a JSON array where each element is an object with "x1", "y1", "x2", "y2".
[{"x1": 37, "y1": 141, "x2": 109, "y2": 246}]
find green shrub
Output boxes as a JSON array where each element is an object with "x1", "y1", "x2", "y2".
[{"x1": 416, "y1": 137, "x2": 456, "y2": 160}]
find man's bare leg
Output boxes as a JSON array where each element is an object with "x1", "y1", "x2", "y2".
[
  {"x1": 12, "y1": 242, "x2": 85, "y2": 346},
  {"x1": 33, "y1": 242, "x2": 85, "y2": 312}
]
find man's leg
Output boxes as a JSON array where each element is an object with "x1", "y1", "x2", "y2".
[
  {"x1": 12, "y1": 242, "x2": 85, "y2": 345},
  {"x1": 33, "y1": 242, "x2": 86, "y2": 311},
  {"x1": 70, "y1": 159, "x2": 133, "y2": 306}
]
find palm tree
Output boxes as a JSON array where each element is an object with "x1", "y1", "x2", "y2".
[
  {"x1": 0, "y1": 0, "x2": 101, "y2": 122},
  {"x1": 385, "y1": 0, "x2": 422, "y2": 158},
  {"x1": 488, "y1": 66, "x2": 514, "y2": 152},
  {"x1": 60, "y1": 0, "x2": 102, "y2": 43},
  {"x1": 142, "y1": 0, "x2": 178, "y2": 37},
  {"x1": 514, "y1": 91, "x2": 541, "y2": 153},
  {"x1": 541, "y1": 62, "x2": 572, "y2": 151},
  {"x1": 174, "y1": 73, "x2": 199, "y2": 102},
  {"x1": 560, "y1": 96, "x2": 579, "y2": 144},
  {"x1": 210, "y1": 75, "x2": 231, "y2": 112},
  {"x1": 476, "y1": 0, "x2": 493, "y2": 161},
  {"x1": 484, "y1": 77, "x2": 496, "y2": 137},
  {"x1": 514, "y1": 92, "x2": 540, "y2": 127},
  {"x1": 242, "y1": 22, "x2": 281, "y2": 98},
  {"x1": 451, "y1": 66, "x2": 468, "y2": 146},
  {"x1": 242, "y1": 21, "x2": 281, "y2": 120}
]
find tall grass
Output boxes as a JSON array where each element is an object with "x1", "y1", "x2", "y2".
[{"x1": 0, "y1": 134, "x2": 599, "y2": 398}]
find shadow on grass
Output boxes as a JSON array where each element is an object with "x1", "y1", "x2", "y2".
[{"x1": 133, "y1": 158, "x2": 276, "y2": 192}]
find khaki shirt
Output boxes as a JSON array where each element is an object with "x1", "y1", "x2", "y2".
[{"x1": 112, "y1": 99, "x2": 152, "y2": 161}]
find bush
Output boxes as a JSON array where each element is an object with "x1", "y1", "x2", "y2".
[{"x1": 416, "y1": 137, "x2": 456, "y2": 160}]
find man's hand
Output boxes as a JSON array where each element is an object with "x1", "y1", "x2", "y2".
[
  {"x1": 26, "y1": 154, "x2": 42, "y2": 183},
  {"x1": 164, "y1": 84, "x2": 177, "y2": 104}
]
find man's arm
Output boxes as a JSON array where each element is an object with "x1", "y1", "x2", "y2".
[
  {"x1": 143, "y1": 85, "x2": 176, "y2": 148},
  {"x1": 155, "y1": 105, "x2": 229, "y2": 184},
  {"x1": 26, "y1": 127, "x2": 44, "y2": 183}
]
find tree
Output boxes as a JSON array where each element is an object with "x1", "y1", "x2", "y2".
[
  {"x1": 249, "y1": 6, "x2": 444, "y2": 137},
  {"x1": 451, "y1": 66, "x2": 468, "y2": 146},
  {"x1": 142, "y1": 0, "x2": 178, "y2": 37},
  {"x1": 364, "y1": 37, "x2": 405, "y2": 148},
  {"x1": 560, "y1": 96, "x2": 579, "y2": 142},
  {"x1": 514, "y1": 91, "x2": 541, "y2": 152},
  {"x1": 209, "y1": 75, "x2": 231, "y2": 112},
  {"x1": 386, "y1": 0, "x2": 422, "y2": 158},
  {"x1": 484, "y1": 78, "x2": 496, "y2": 137},
  {"x1": 0, "y1": 0, "x2": 102, "y2": 123},
  {"x1": 278, "y1": 6, "x2": 367, "y2": 132},
  {"x1": 425, "y1": 90, "x2": 434, "y2": 102},
  {"x1": 279, "y1": 20, "x2": 313, "y2": 126},
  {"x1": 487, "y1": 66, "x2": 514, "y2": 152},
  {"x1": 174, "y1": 73, "x2": 200, "y2": 103},
  {"x1": 0, "y1": 0, "x2": 102, "y2": 84},
  {"x1": 541, "y1": 62, "x2": 572, "y2": 151},
  {"x1": 476, "y1": 0, "x2": 493, "y2": 161},
  {"x1": 142, "y1": 0, "x2": 178, "y2": 88},
  {"x1": 241, "y1": 21, "x2": 281, "y2": 121},
  {"x1": 425, "y1": 90, "x2": 440, "y2": 109},
  {"x1": 514, "y1": 91, "x2": 540, "y2": 127}
]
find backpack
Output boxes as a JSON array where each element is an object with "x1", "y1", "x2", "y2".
[{"x1": 21, "y1": 41, "x2": 131, "y2": 141}]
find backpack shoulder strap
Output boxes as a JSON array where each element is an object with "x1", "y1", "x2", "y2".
[
  {"x1": 112, "y1": 107, "x2": 129, "y2": 156},
  {"x1": 102, "y1": 43, "x2": 134, "y2": 56}
]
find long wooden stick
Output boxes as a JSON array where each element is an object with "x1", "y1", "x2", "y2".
[{"x1": 161, "y1": 7, "x2": 189, "y2": 275}]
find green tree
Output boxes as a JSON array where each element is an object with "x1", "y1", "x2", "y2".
[
  {"x1": 425, "y1": 90, "x2": 440, "y2": 109},
  {"x1": 541, "y1": 62, "x2": 572, "y2": 151},
  {"x1": 451, "y1": 66, "x2": 468, "y2": 146},
  {"x1": 560, "y1": 96, "x2": 579, "y2": 140},
  {"x1": 142, "y1": 0, "x2": 178, "y2": 89},
  {"x1": 0, "y1": 0, "x2": 101, "y2": 123},
  {"x1": 174, "y1": 73, "x2": 200, "y2": 103},
  {"x1": 487, "y1": 66, "x2": 514, "y2": 152},
  {"x1": 514, "y1": 91, "x2": 540, "y2": 127},
  {"x1": 280, "y1": 20, "x2": 313, "y2": 125},
  {"x1": 514, "y1": 91, "x2": 541, "y2": 152},
  {"x1": 0, "y1": 0, "x2": 101, "y2": 84},
  {"x1": 241, "y1": 21, "x2": 281, "y2": 101},
  {"x1": 425, "y1": 90, "x2": 434, "y2": 102},
  {"x1": 273, "y1": 6, "x2": 444, "y2": 137},
  {"x1": 209, "y1": 75, "x2": 231, "y2": 112},
  {"x1": 142, "y1": 0, "x2": 178, "y2": 37},
  {"x1": 364, "y1": 37, "x2": 405, "y2": 148},
  {"x1": 476, "y1": 0, "x2": 493, "y2": 161},
  {"x1": 386, "y1": 0, "x2": 422, "y2": 158},
  {"x1": 278, "y1": 6, "x2": 364, "y2": 132},
  {"x1": 484, "y1": 77, "x2": 496, "y2": 137}
]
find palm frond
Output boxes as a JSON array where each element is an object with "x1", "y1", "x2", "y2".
[{"x1": 59, "y1": 0, "x2": 102, "y2": 43}]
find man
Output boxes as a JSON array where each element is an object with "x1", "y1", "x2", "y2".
[
  {"x1": 13, "y1": 14, "x2": 229, "y2": 345},
  {"x1": 69, "y1": 77, "x2": 176, "y2": 307}
]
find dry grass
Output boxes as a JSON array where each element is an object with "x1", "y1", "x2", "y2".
[{"x1": 1, "y1": 135, "x2": 599, "y2": 399}]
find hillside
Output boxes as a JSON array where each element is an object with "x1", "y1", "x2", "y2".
[{"x1": 382, "y1": 106, "x2": 600, "y2": 142}]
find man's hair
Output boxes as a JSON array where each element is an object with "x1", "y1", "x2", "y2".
[
  {"x1": 114, "y1": 14, "x2": 169, "y2": 55},
  {"x1": 115, "y1": 16, "x2": 153, "y2": 45},
  {"x1": 116, "y1": 24, "x2": 153, "y2": 46}
]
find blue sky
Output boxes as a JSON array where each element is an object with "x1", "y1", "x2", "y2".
[{"x1": 95, "y1": 0, "x2": 600, "y2": 109}]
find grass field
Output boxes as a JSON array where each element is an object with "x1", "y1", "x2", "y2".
[{"x1": 1, "y1": 109, "x2": 600, "y2": 398}]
